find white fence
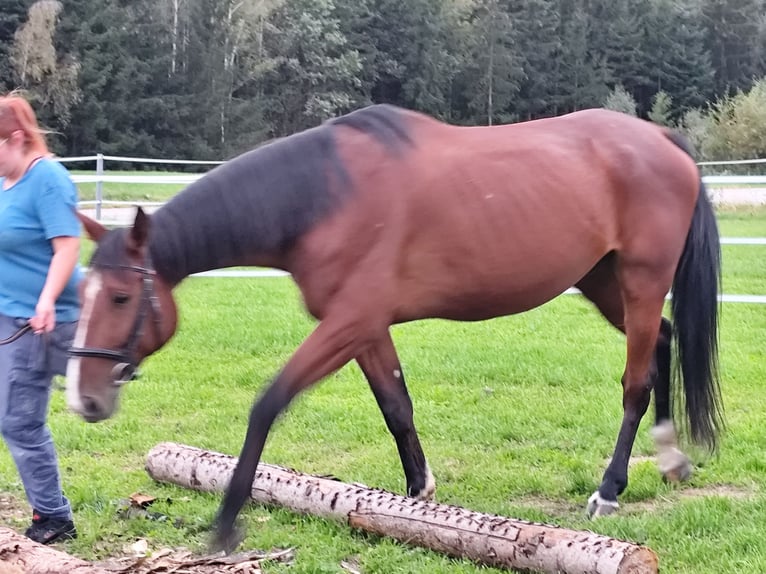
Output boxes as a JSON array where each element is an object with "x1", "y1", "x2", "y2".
[
  {"x1": 60, "y1": 154, "x2": 765, "y2": 304},
  {"x1": 59, "y1": 153, "x2": 766, "y2": 219},
  {"x1": 60, "y1": 154, "x2": 224, "y2": 219},
  {"x1": 187, "y1": 269, "x2": 766, "y2": 304}
]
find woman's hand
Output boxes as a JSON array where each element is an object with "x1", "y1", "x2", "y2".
[
  {"x1": 32, "y1": 235, "x2": 80, "y2": 334},
  {"x1": 31, "y1": 295, "x2": 57, "y2": 333}
]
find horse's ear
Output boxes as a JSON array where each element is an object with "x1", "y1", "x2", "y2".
[
  {"x1": 126, "y1": 206, "x2": 151, "y2": 254},
  {"x1": 76, "y1": 210, "x2": 108, "y2": 242}
]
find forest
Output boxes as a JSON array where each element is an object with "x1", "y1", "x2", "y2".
[{"x1": 1, "y1": 0, "x2": 765, "y2": 162}]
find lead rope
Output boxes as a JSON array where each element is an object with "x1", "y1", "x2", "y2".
[
  {"x1": 0, "y1": 322, "x2": 32, "y2": 345},
  {"x1": 0, "y1": 323, "x2": 68, "y2": 391}
]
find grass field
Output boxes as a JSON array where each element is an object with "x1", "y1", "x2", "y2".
[
  {"x1": 71, "y1": 170, "x2": 188, "y2": 203},
  {"x1": 0, "y1": 205, "x2": 764, "y2": 573}
]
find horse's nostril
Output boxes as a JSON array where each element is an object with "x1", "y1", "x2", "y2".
[{"x1": 81, "y1": 395, "x2": 101, "y2": 417}]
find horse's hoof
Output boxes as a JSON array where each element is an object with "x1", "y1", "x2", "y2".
[
  {"x1": 209, "y1": 523, "x2": 244, "y2": 555},
  {"x1": 412, "y1": 465, "x2": 436, "y2": 500},
  {"x1": 658, "y1": 448, "x2": 693, "y2": 483},
  {"x1": 586, "y1": 491, "x2": 619, "y2": 518}
]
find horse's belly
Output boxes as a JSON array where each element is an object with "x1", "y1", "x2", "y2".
[
  {"x1": 391, "y1": 193, "x2": 613, "y2": 323},
  {"x1": 396, "y1": 267, "x2": 586, "y2": 323}
]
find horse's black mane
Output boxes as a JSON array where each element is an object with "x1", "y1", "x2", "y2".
[
  {"x1": 92, "y1": 105, "x2": 413, "y2": 284},
  {"x1": 331, "y1": 104, "x2": 413, "y2": 154}
]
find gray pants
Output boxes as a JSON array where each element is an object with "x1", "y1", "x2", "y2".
[{"x1": 0, "y1": 314, "x2": 76, "y2": 520}]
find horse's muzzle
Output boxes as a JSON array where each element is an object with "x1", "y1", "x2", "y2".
[{"x1": 78, "y1": 394, "x2": 112, "y2": 423}]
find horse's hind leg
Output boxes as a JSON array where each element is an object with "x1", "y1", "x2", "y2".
[
  {"x1": 576, "y1": 256, "x2": 687, "y2": 516},
  {"x1": 590, "y1": 278, "x2": 666, "y2": 515},
  {"x1": 357, "y1": 331, "x2": 434, "y2": 499},
  {"x1": 651, "y1": 318, "x2": 693, "y2": 482}
]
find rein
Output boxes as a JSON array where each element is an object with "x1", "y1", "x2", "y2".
[
  {"x1": 0, "y1": 322, "x2": 32, "y2": 345},
  {"x1": 68, "y1": 261, "x2": 163, "y2": 385}
]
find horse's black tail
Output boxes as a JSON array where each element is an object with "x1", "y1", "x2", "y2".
[{"x1": 666, "y1": 131, "x2": 723, "y2": 451}]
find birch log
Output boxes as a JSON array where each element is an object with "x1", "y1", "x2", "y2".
[
  {"x1": 146, "y1": 442, "x2": 658, "y2": 574},
  {"x1": 0, "y1": 527, "x2": 110, "y2": 574}
]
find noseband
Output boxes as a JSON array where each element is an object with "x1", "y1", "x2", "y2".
[{"x1": 68, "y1": 261, "x2": 163, "y2": 385}]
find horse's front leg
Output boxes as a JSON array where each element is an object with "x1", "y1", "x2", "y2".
[
  {"x1": 357, "y1": 331, "x2": 434, "y2": 499},
  {"x1": 212, "y1": 311, "x2": 375, "y2": 553},
  {"x1": 587, "y1": 295, "x2": 663, "y2": 517}
]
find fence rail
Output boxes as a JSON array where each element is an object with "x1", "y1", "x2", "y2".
[
  {"x1": 66, "y1": 172, "x2": 766, "y2": 185},
  {"x1": 61, "y1": 153, "x2": 222, "y2": 218},
  {"x1": 63, "y1": 153, "x2": 766, "y2": 304},
  {"x1": 182, "y1": 270, "x2": 766, "y2": 304},
  {"x1": 62, "y1": 154, "x2": 766, "y2": 219}
]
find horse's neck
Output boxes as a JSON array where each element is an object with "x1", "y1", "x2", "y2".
[
  {"x1": 145, "y1": 124, "x2": 353, "y2": 285},
  {"x1": 148, "y1": 195, "x2": 286, "y2": 286}
]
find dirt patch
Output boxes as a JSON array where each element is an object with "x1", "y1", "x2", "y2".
[
  {"x1": 513, "y1": 483, "x2": 755, "y2": 519},
  {"x1": 708, "y1": 186, "x2": 766, "y2": 206},
  {"x1": 678, "y1": 484, "x2": 753, "y2": 500},
  {"x1": 621, "y1": 485, "x2": 754, "y2": 515},
  {"x1": 510, "y1": 495, "x2": 582, "y2": 517},
  {"x1": 0, "y1": 493, "x2": 29, "y2": 528}
]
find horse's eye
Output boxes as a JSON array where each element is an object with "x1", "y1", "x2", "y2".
[{"x1": 113, "y1": 293, "x2": 130, "y2": 306}]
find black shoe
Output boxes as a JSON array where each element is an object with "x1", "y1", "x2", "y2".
[{"x1": 24, "y1": 510, "x2": 77, "y2": 544}]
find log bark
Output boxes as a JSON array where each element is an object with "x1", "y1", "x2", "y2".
[
  {"x1": 0, "y1": 527, "x2": 111, "y2": 574},
  {"x1": 145, "y1": 442, "x2": 659, "y2": 574}
]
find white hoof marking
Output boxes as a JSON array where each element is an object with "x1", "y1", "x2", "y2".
[
  {"x1": 587, "y1": 491, "x2": 619, "y2": 517},
  {"x1": 652, "y1": 422, "x2": 693, "y2": 481},
  {"x1": 416, "y1": 464, "x2": 436, "y2": 500}
]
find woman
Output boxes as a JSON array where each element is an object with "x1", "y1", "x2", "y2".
[{"x1": 0, "y1": 93, "x2": 81, "y2": 544}]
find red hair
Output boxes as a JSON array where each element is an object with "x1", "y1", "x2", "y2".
[{"x1": 0, "y1": 93, "x2": 50, "y2": 156}]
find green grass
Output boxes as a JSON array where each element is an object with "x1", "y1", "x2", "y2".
[
  {"x1": 1, "y1": 205, "x2": 764, "y2": 573},
  {"x1": 71, "y1": 170, "x2": 189, "y2": 203},
  {"x1": 717, "y1": 206, "x2": 766, "y2": 295},
  {"x1": 717, "y1": 205, "x2": 766, "y2": 237}
]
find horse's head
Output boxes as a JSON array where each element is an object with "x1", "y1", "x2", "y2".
[{"x1": 66, "y1": 208, "x2": 178, "y2": 422}]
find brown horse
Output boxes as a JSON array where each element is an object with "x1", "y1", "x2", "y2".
[{"x1": 67, "y1": 105, "x2": 722, "y2": 551}]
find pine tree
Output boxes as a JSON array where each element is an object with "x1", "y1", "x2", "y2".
[
  {"x1": 455, "y1": 0, "x2": 523, "y2": 125},
  {"x1": 702, "y1": 0, "x2": 766, "y2": 95},
  {"x1": 508, "y1": 0, "x2": 562, "y2": 119}
]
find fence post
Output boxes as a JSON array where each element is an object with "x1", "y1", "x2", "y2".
[{"x1": 95, "y1": 153, "x2": 104, "y2": 220}]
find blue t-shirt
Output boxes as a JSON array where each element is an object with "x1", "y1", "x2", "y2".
[{"x1": 0, "y1": 158, "x2": 82, "y2": 322}]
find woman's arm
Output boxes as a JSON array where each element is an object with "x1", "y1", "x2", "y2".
[{"x1": 30, "y1": 235, "x2": 80, "y2": 333}]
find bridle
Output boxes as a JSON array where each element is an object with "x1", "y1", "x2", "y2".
[{"x1": 68, "y1": 261, "x2": 163, "y2": 386}]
